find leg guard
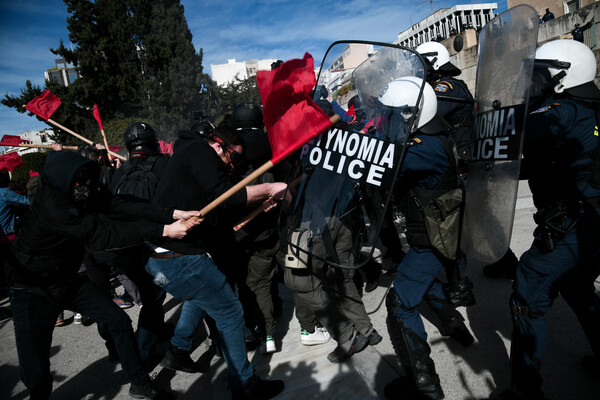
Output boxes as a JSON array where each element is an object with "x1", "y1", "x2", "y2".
[
  {"x1": 385, "y1": 290, "x2": 445, "y2": 400},
  {"x1": 509, "y1": 295, "x2": 546, "y2": 399},
  {"x1": 424, "y1": 292, "x2": 474, "y2": 347}
]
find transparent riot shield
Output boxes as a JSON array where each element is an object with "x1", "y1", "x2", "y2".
[
  {"x1": 460, "y1": 5, "x2": 539, "y2": 263},
  {"x1": 279, "y1": 41, "x2": 425, "y2": 269}
]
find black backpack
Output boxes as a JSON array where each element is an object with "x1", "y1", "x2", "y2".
[{"x1": 112, "y1": 156, "x2": 159, "y2": 202}]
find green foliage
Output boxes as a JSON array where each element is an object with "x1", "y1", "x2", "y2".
[
  {"x1": 11, "y1": 152, "x2": 48, "y2": 181},
  {"x1": 213, "y1": 75, "x2": 262, "y2": 121},
  {"x1": 2, "y1": 0, "x2": 209, "y2": 144}
]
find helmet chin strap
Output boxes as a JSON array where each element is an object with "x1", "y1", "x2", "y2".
[{"x1": 549, "y1": 70, "x2": 567, "y2": 92}]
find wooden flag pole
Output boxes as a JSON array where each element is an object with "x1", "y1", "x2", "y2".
[
  {"x1": 99, "y1": 128, "x2": 113, "y2": 161},
  {"x1": 197, "y1": 160, "x2": 275, "y2": 220},
  {"x1": 21, "y1": 104, "x2": 127, "y2": 161},
  {"x1": 192, "y1": 114, "x2": 339, "y2": 222},
  {"x1": 17, "y1": 143, "x2": 79, "y2": 150},
  {"x1": 232, "y1": 174, "x2": 304, "y2": 231},
  {"x1": 45, "y1": 117, "x2": 127, "y2": 161}
]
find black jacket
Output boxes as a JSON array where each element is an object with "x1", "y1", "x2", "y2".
[
  {"x1": 7, "y1": 151, "x2": 173, "y2": 299},
  {"x1": 153, "y1": 132, "x2": 248, "y2": 255}
]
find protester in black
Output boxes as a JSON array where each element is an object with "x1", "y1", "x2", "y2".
[{"x1": 6, "y1": 150, "x2": 198, "y2": 400}]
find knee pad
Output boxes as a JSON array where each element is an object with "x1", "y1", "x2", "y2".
[{"x1": 386, "y1": 288, "x2": 416, "y2": 315}]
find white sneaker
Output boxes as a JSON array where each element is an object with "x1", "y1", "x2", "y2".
[
  {"x1": 263, "y1": 336, "x2": 276, "y2": 353},
  {"x1": 300, "y1": 327, "x2": 331, "y2": 346},
  {"x1": 74, "y1": 313, "x2": 83, "y2": 325}
]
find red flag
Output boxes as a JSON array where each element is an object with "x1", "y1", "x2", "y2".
[
  {"x1": 24, "y1": 90, "x2": 61, "y2": 120},
  {"x1": 0, "y1": 152, "x2": 25, "y2": 172},
  {"x1": 93, "y1": 104, "x2": 104, "y2": 130},
  {"x1": 0, "y1": 135, "x2": 29, "y2": 147},
  {"x1": 29, "y1": 170, "x2": 39, "y2": 177},
  {"x1": 158, "y1": 140, "x2": 173, "y2": 155},
  {"x1": 256, "y1": 53, "x2": 333, "y2": 165}
]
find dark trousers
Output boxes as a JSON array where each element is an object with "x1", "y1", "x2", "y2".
[
  {"x1": 246, "y1": 245, "x2": 278, "y2": 337},
  {"x1": 86, "y1": 247, "x2": 166, "y2": 362},
  {"x1": 511, "y1": 213, "x2": 600, "y2": 395},
  {"x1": 10, "y1": 281, "x2": 148, "y2": 399}
]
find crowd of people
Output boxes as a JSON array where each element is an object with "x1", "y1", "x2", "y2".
[{"x1": 1, "y1": 36, "x2": 599, "y2": 400}]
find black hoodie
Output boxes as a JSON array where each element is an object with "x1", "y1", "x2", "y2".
[{"x1": 7, "y1": 151, "x2": 174, "y2": 299}]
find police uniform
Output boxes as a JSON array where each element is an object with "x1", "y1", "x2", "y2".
[
  {"x1": 510, "y1": 96, "x2": 600, "y2": 397},
  {"x1": 386, "y1": 133, "x2": 472, "y2": 398},
  {"x1": 433, "y1": 77, "x2": 474, "y2": 168}
]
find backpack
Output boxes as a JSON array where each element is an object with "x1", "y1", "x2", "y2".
[{"x1": 112, "y1": 156, "x2": 159, "y2": 202}]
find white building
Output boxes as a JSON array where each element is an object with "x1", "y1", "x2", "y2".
[
  {"x1": 45, "y1": 59, "x2": 79, "y2": 87},
  {"x1": 1, "y1": 129, "x2": 55, "y2": 156},
  {"x1": 394, "y1": 3, "x2": 498, "y2": 48},
  {"x1": 211, "y1": 58, "x2": 278, "y2": 87}
]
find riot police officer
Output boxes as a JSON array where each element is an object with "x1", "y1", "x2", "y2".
[
  {"x1": 416, "y1": 41, "x2": 476, "y2": 308},
  {"x1": 495, "y1": 39, "x2": 600, "y2": 400},
  {"x1": 383, "y1": 76, "x2": 473, "y2": 400}
]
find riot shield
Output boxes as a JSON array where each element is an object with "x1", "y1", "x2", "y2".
[
  {"x1": 460, "y1": 5, "x2": 538, "y2": 263},
  {"x1": 279, "y1": 41, "x2": 425, "y2": 269}
]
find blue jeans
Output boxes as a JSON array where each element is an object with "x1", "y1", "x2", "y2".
[
  {"x1": 145, "y1": 252, "x2": 253, "y2": 388},
  {"x1": 392, "y1": 247, "x2": 447, "y2": 350}
]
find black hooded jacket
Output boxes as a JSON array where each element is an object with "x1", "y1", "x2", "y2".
[{"x1": 7, "y1": 151, "x2": 174, "y2": 299}]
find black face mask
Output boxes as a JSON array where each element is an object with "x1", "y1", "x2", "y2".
[
  {"x1": 72, "y1": 167, "x2": 98, "y2": 202},
  {"x1": 208, "y1": 134, "x2": 244, "y2": 171}
]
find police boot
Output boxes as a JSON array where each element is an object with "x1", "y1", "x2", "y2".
[
  {"x1": 444, "y1": 261, "x2": 475, "y2": 307},
  {"x1": 445, "y1": 276, "x2": 475, "y2": 307},
  {"x1": 425, "y1": 293, "x2": 474, "y2": 347},
  {"x1": 385, "y1": 290, "x2": 445, "y2": 400}
]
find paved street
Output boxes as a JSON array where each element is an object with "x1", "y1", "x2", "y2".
[{"x1": 1, "y1": 182, "x2": 599, "y2": 400}]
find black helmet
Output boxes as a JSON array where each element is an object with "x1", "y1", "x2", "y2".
[
  {"x1": 271, "y1": 60, "x2": 283, "y2": 70},
  {"x1": 231, "y1": 102, "x2": 263, "y2": 131},
  {"x1": 124, "y1": 122, "x2": 158, "y2": 156},
  {"x1": 316, "y1": 85, "x2": 328, "y2": 100}
]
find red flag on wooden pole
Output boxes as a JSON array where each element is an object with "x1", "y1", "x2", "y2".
[
  {"x1": 20, "y1": 92, "x2": 127, "y2": 161},
  {"x1": 23, "y1": 90, "x2": 61, "y2": 120},
  {"x1": 198, "y1": 53, "x2": 339, "y2": 224},
  {"x1": 0, "y1": 135, "x2": 29, "y2": 147},
  {"x1": 0, "y1": 152, "x2": 25, "y2": 172},
  {"x1": 256, "y1": 52, "x2": 333, "y2": 165},
  {"x1": 93, "y1": 104, "x2": 112, "y2": 160}
]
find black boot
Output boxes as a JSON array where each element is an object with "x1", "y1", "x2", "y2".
[
  {"x1": 424, "y1": 293, "x2": 474, "y2": 347},
  {"x1": 129, "y1": 378, "x2": 175, "y2": 400},
  {"x1": 232, "y1": 374, "x2": 285, "y2": 400},
  {"x1": 385, "y1": 291, "x2": 445, "y2": 400},
  {"x1": 160, "y1": 344, "x2": 200, "y2": 373},
  {"x1": 445, "y1": 276, "x2": 475, "y2": 307}
]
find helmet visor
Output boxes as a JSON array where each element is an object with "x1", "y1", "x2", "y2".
[{"x1": 373, "y1": 99, "x2": 415, "y2": 139}]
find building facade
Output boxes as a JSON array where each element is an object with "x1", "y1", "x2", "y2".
[
  {"x1": 394, "y1": 3, "x2": 498, "y2": 48},
  {"x1": 210, "y1": 58, "x2": 278, "y2": 87},
  {"x1": 44, "y1": 59, "x2": 78, "y2": 87}
]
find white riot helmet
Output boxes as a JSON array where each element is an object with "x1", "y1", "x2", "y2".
[
  {"x1": 415, "y1": 41, "x2": 461, "y2": 76},
  {"x1": 375, "y1": 76, "x2": 449, "y2": 135},
  {"x1": 534, "y1": 39, "x2": 597, "y2": 94}
]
